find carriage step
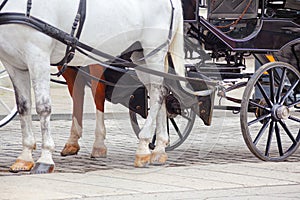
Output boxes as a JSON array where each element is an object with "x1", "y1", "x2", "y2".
[
  {"x1": 186, "y1": 63, "x2": 247, "y2": 80},
  {"x1": 186, "y1": 63, "x2": 245, "y2": 73}
]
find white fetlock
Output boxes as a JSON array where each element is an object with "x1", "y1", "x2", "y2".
[
  {"x1": 150, "y1": 139, "x2": 168, "y2": 165},
  {"x1": 134, "y1": 139, "x2": 151, "y2": 167},
  {"x1": 36, "y1": 149, "x2": 55, "y2": 165},
  {"x1": 10, "y1": 146, "x2": 35, "y2": 172},
  {"x1": 30, "y1": 149, "x2": 55, "y2": 174},
  {"x1": 17, "y1": 147, "x2": 34, "y2": 163},
  {"x1": 91, "y1": 145, "x2": 107, "y2": 158}
]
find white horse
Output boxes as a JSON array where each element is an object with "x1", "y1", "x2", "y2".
[{"x1": 0, "y1": 0, "x2": 186, "y2": 173}]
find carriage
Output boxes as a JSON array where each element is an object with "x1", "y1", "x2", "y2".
[
  {"x1": 0, "y1": 0, "x2": 299, "y2": 173},
  {"x1": 129, "y1": 0, "x2": 300, "y2": 161}
]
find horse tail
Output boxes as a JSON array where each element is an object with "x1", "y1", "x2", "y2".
[
  {"x1": 167, "y1": 5, "x2": 202, "y2": 96},
  {"x1": 167, "y1": 6, "x2": 185, "y2": 79}
]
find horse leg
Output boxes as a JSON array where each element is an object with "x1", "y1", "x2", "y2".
[
  {"x1": 60, "y1": 67, "x2": 84, "y2": 156},
  {"x1": 4, "y1": 65, "x2": 35, "y2": 173},
  {"x1": 29, "y1": 60, "x2": 55, "y2": 174},
  {"x1": 89, "y1": 65, "x2": 107, "y2": 158},
  {"x1": 150, "y1": 99, "x2": 168, "y2": 165},
  {"x1": 133, "y1": 51, "x2": 167, "y2": 167}
]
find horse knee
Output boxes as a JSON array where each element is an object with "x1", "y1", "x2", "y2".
[
  {"x1": 36, "y1": 100, "x2": 51, "y2": 116},
  {"x1": 16, "y1": 95, "x2": 31, "y2": 116}
]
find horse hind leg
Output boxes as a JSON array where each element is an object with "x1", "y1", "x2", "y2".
[
  {"x1": 134, "y1": 83, "x2": 167, "y2": 167},
  {"x1": 3, "y1": 65, "x2": 36, "y2": 173},
  {"x1": 133, "y1": 51, "x2": 168, "y2": 167},
  {"x1": 150, "y1": 98, "x2": 168, "y2": 165},
  {"x1": 89, "y1": 65, "x2": 107, "y2": 158},
  {"x1": 60, "y1": 67, "x2": 83, "y2": 156}
]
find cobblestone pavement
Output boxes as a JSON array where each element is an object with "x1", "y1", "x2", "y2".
[
  {"x1": 1, "y1": 110, "x2": 300, "y2": 174},
  {"x1": 1, "y1": 86, "x2": 300, "y2": 199}
]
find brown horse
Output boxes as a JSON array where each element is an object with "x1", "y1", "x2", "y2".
[{"x1": 58, "y1": 65, "x2": 107, "y2": 158}]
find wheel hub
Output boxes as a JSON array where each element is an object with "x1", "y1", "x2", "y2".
[{"x1": 273, "y1": 105, "x2": 290, "y2": 120}]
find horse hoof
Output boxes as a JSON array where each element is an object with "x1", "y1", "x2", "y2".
[
  {"x1": 150, "y1": 152, "x2": 168, "y2": 165},
  {"x1": 30, "y1": 162, "x2": 55, "y2": 174},
  {"x1": 91, "y1": 147, "x2": 107, "y2": 158},
  {"x1": 60, "y1": 143, "x2": 80, "y2": 156},
  {"x1": 9, "y1": 159, "x2": 34, "y2": 173},
  {"x1": 134, "y1": 154, "x2": 151, "y2": 168}
]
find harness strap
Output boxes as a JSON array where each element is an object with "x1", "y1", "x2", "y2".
[
  {"x1": 168, "y1": 0, "x2": 175, "y2": 41},
  {"x1": 0, "y1": 0, "x2": 8, "y2": 11},
  {"x1": 26, "y1": 0, "x2": 32, "y2": 17},
  {"x1": 51, "y1": 0, "x2": 86, "y2": 75}
]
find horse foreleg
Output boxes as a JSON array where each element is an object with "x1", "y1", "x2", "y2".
[
  {"x1": 150, "y1": 100, "x2": 168, "y2": 165},
  {"x1": 29, "y1": 62, "x2": 55, "y2": 174},
  {"x1": 89, "y1": 65, "x2": 107, "y2": 158},
  {"x1": 60, "y1": 67, "x2": 84, "y2": 156},
  {"x1": 5, "y1": 66, "x2": 35, "y2": 173}
]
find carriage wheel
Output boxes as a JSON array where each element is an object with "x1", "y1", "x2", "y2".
[
  {"x1": 0, "y1": 69, "x2": 18, "y2": 127},
  {"x1": 241, "y1": 62, "x2": 300, "y2": 161},
  {"x1": 130, "y1": 107, "x2": 196, "y2": 151}
]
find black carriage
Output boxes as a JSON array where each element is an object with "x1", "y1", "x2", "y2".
[
  {"x1": 129, "y1": 0, "x2": 300, "y2": 161},
  {"x1": 0, "y1": 0, "x2": 299, "y2": 161},
  {"x1": 182, "y1": 0, "x2": 300, "y2": 161}
]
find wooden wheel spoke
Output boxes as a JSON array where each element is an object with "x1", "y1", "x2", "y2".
[
  {"x1": 256, "y1": 81, "x2": 273, "y2": 107},
  {"x1": 253, "y1": 118, "x2": 271, "y2": 145},
  {"x1": 288, "y1": 99, "x2": 300, "y2": 108},
  {"x1": 280, "y1": 80, "x2": 300, "y2": 105},
  {"x1": 0, "y1": 100, "x2": 13, "y2": 113},
  {"x1": 275, "y1": 122, "x2": 283, "y2": 156},
  {"x1": 269, "y1": 68, "x2": 276, "y2": 103},
  {"x1": 279, "y1": 120, "x2": 297, "y2": 144},
  {"x1": 275, "y1": 68, "x2": 287, "y2": 103},
  {"x1": 265, "y1": 121, "x2": 274, "y2": 156},
  {"x1": 249, "y1": 99, "x2": 271, "y2": 111},
  {"x1": 170, "y1": 118, "x2": 183, "y2": 139},
  {"x1": 288, "y1": 115, "x2": 300, "y2": 123},
  {"x1": 248, "y1": 113, "x2": 271, "y2": 126},
  {"x1": 0, "y1": 86, "x2": 14, "y2": 92}
]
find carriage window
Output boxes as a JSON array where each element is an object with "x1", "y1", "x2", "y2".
[
  {"x1": 285, "y1": 0, "x2": 300, "y2": 10},
  {"x1": 207, "y1": 0, "x2": 259, "y2": 20},
  {"x1": 182, "y1": 0, "x2": 199, "y2": 22}
]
